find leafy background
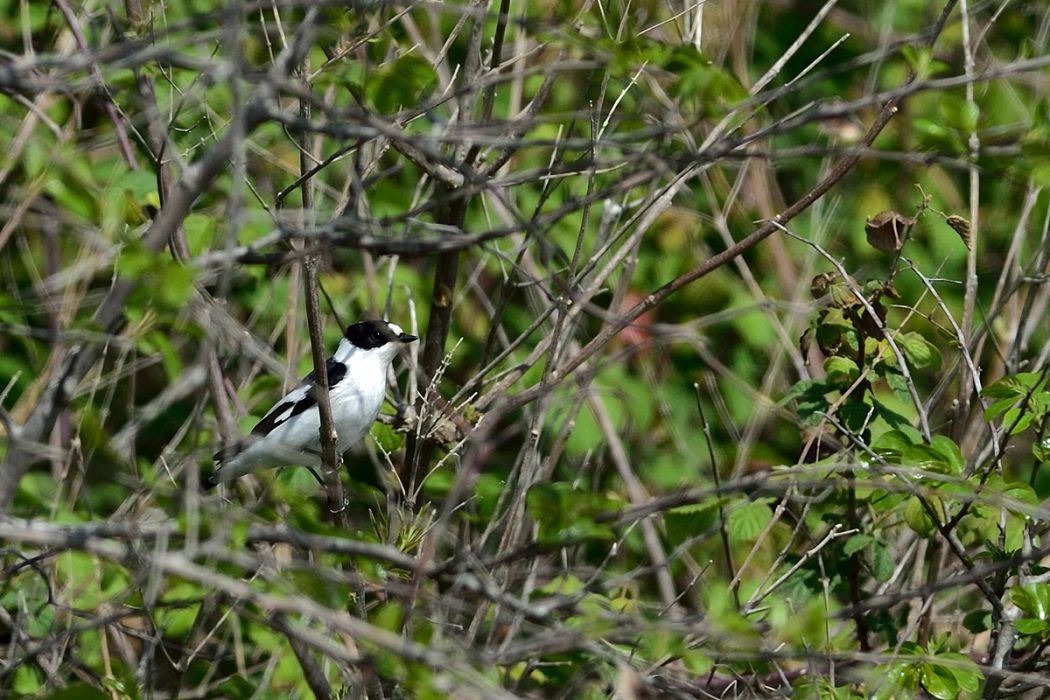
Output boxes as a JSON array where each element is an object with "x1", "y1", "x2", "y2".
[{"x1": 2, "y1": 0, "x2": 1050, "y2": 697}]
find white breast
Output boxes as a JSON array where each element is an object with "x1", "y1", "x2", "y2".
[
  {"x1": 335, "y1": 337, "x2": 402, "y2": 447},
  {"x1": 329, "y1": 353, "x2": 388, "y2": 453}
]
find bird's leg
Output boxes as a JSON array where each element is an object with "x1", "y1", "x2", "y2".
[
  {"x1": 304, "y1": 466, "x2": 326, "y2": 487},
  {"x1": 297, "y1": 445, "x2": 329, "y2": 487}
]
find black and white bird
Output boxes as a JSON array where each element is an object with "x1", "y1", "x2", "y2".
[{"x1": 204, "y1": 320, "x2": 417, "y2": 488}]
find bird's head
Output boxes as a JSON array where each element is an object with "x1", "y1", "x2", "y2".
[{"x1": 343, "y1": 320, "x2": 417, "y2": 362}]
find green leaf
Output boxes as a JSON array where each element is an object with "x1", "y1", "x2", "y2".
[
  {"x1": 155, "y1": 263, "x2": 197, "y2": 310},
  {"x1": 525, "y1": 482, "x2": 616, "y2": 545},
  {"x1": 1035, "y1": 391, "x2": 1050, "y2": 419},
  {"x1": 537, "y1": 574, "x2": 585, "y2": 597},
  {"x1": 871, "y1": 540, "x2": 895, "y2": 583},
  {"x1": 921, "y1": 662, "x2": 958, "y2": 700},
  {"x1": 727, "y1": 499, "x2": 774, "y2": 543},
  {"x1": 637, "y1": 629, "x2": 687, "y2": 660},
  {"x1": 26, "y1": 603, "x2": 55, "y2": 638},
  {"x1": 142, "y1": 330, "x2": 182, "y2": 379},
  {"x1": 681, "y1": 650, "x2": 714, "y2": 675},
  {"x1": 929, "y1": 436, "x2": 965, "y2": 475},
  {"x1": 215, "y1": 675, "x2": 256, "y2": 699},
  {"x1": 229, "y1": 520, "x2": 249, "y2": 550},
  {"x1": 794, "y1": 384, "x2": 833, "y2": 425},
  {"x1": 557, "y1": 517, "x2": 616, "y2": 543},
  {"x1": 1014, "y1": 617, "x2": 1048, "y2": 635},
  {"x1": 962, "y1": 609, "x2": 990, "y2": 633},
  {"x1": 421, "y1": 469, "x2": 454, "y2": 498},
  {"x1": 158, "y1": 582, "x2": 203, "y2": 639},
  {"x1": 872, "y1": 429, "x2": 919, "y2": 458},
  {"x1": 983, "y1": 372, "x2": 1046, "y2": 399},
  {"x1": 897, "y1": 332, "x2": 941, "y2": 371},
  {"x1": 1034, "y1": 437, "x2": 1050, "y2": 463},
  {"x1": 824, "y1": 356, "x2": 860, "y2": 386},
  {"x1": 901, "y1": 46, "x2": 934, "y2": 79},
  {"x1": 371, "y1": 421, "x2": 404, "y2": 453},
  {"x1": 473, "y1": 473, "x2": 507, "y2": 520},
  {"x1": 819, "y1": 306, "x2": 853, "y2": 332},
  {"x1": 372, "y1": 601, "x2": 404, "y2": 633},
  {"x1": 666, "y1": 502, "x2": 719, "y2": 544},
  {"x1": 1001, "y1": 480, "x2": 1039, "y2": 507},
  {"x1": 983, "y1": 397, "x2": 1015, "y2": 423},
  {"x1": 961, "y1": 102, "x2": 980, "y2": 132},
  {"x1": 982, "y1": 375, "x2": 1050, "y2": 431},
  {"x1": 662, "y1": 45, "x2": 746, "y2": 106},
  {"x1": 883, "y1": 368, "x2": 912, "y2": 402},
  {"x1": 701, "y1": 580, "x2": 755, "y2": 637},
  {"x1": 871, "y1": 397, "x2": 915, "y2": 432},
  {"x1": 287, "y1": 569, "x2": 351, "y2": 608},
  {"x1": 42, "y1": 684, "x2": 112, "y2": 700},
  {"x1": 367, "y1": 54, "x2": 437, "y2": 113},
  {"x1": 843, "y1": 533, "x2": 874, "y2": 556},
  {"x1": 871, "y1": 661, "x2": 914, "y2": 700},
  {"x1": 183, "y1": 213, "x2": 215, "y2": 256},
  {"x1": 1030, "y1": 161, "x2": 1050, "y2": 188},
  {"x1": 1005, "y1": 406, "x2": 1035, "y2": 434},
  {"x1": 108, "y1": 662, "x2": 143, "y2": 700},
  {"x1": 902, "y1": 443, "x2": 958, "y2": 475},
  {"x1": 526, "y1": 482, "x2": 568, "y2": 528},
  {"x1": 904, "y1": 496, "x2": 939, "y2": 538},
  {"x1": 837, "y1": 400, "x2": 873, "y2": 433},
  {"x1": 781, "y1": 379, "x2": 818, "y2": 405},
  {"x1": 937, "y1": 652, "x2": 981, "y2": 693},
  {"x1": 1011, "y1": 582, "x2": 1050, "y2": 620}
]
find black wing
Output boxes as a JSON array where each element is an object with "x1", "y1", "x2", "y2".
[
  {"x1": 251, "y1": 394, "x2": 315, "y2": 436},
  {"x1": 304, "y1": 357, "x2": 348, "y2": 386},
  {"x1": 251, "y1": 358, "x2": 348, "y2": 437}
]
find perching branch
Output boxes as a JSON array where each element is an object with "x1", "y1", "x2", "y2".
[{"x1": 303, "y1": 255, "x2": 348, "y2": 526}]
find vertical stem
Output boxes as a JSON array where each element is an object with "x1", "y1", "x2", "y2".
[
  {"x1": 299, "y1": 57, "x2": 348, "y2": 530},
  {"x1": 303, "y1": 256, "x2": 348, "y2": 529},
  {"x1": 405, "y1": 193, "x2": 465, "y2": 497},
  {"x1": 419, "y1": 215, "x2": 464, "y2": 382},
  {"x1": 959, "y1": 0, "x2": 981, "y2": 421},
  {"x1": 917, "y1": 540, "x2": 945, "y2": 647},
  {"x1": 845, "y1": 474, "x2": 871, "y2": 651},
  {"x1": 695, "y1": 383, "x2": 737, "y2": 604},
  {"x1": 272, "y1": 613, "x2": 334, "y2": 700},
  {"x1": 692, "y1": 0, "x2": 703, "y2": 50},
  {"x1": 405, "y1": 0, "x2": 514, "y2": 495}
]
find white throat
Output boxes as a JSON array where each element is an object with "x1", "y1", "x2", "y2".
[{"x1": 333, "y1": 338, "x2": 399, "y2": 368}]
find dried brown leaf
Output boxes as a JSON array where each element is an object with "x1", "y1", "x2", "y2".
[
  {"x1": 945, "y1": 214, "x2": 972, "y2": 250},
  {"x1": 865, "y1": 210, "x2": 915, "y2": 252}
]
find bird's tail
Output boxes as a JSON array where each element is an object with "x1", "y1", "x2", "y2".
[
  {"x1": 201, "y1": 468, "x2": 221, "y2": 491},
  {"x1": 203, "y1": 437, "x2": 296, "y2": 488},
  {"x1": 201, "y1": 442, "x2": 249, "y2": 490}
]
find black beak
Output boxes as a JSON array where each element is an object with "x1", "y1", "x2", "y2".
[{"x1": 399, "y1": 332, "x2": 418, "y2": 343}]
